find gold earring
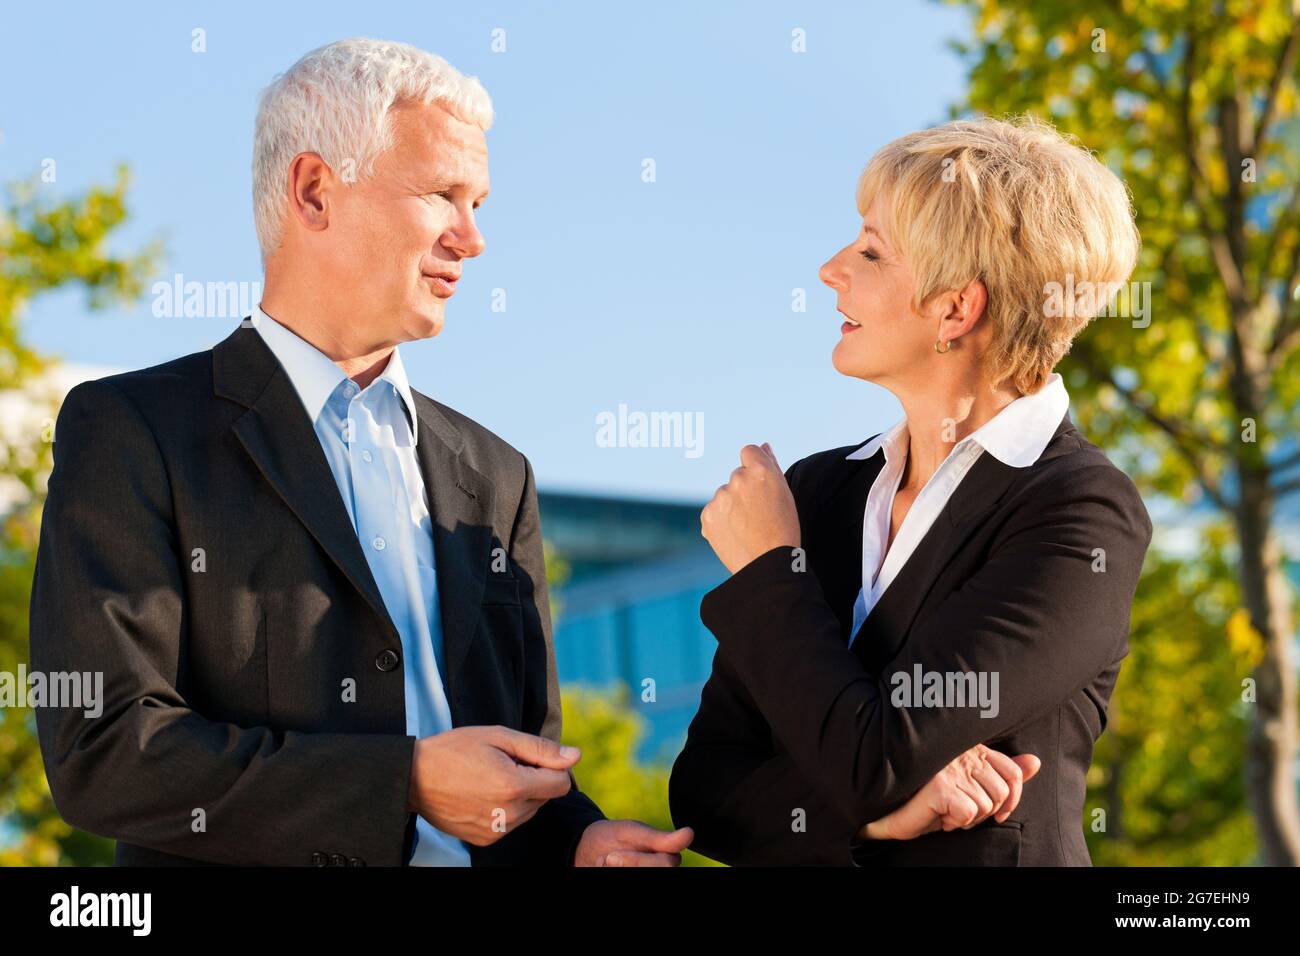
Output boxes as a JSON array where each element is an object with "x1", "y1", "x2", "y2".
[{"x1": 934, "y1": 338, "x2": 951, "y2": 354}]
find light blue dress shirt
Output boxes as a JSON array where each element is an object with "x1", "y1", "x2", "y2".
[{"x1": 251, "y1": 307, "x2": 471, "y2": 867}]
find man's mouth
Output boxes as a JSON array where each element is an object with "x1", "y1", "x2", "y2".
[
  {"x1": 423, "y1": 270, "x2": 460, "y2": 298},
  {"x1": 838, "y1": 308, "x2": 861, "y2": 330}
]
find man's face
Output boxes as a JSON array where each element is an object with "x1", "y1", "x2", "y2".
[{"x1": 321, "y1": 99, "x2": 489, "y2": 346}]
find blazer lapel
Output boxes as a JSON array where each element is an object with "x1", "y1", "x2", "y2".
[
  {"x1": 809, "y1": 452, "x2": 886, "y2": 644},
  {"x1": 215, "y1": 323, "x2": 399, "y2": 645},
  {"x1": 217, "y1": 322, "x2": 500, "y2": 712},
  {"x1": 850, "y1": 411, "x2": 1078, "y2": 672},
  {"x1": 411, "y1": 393, "x2": 495, "y2": 709}
]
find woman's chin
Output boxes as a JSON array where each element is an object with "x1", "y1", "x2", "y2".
[{"x1": 831, "y1": 340, "x2": 871, "y2": 378}]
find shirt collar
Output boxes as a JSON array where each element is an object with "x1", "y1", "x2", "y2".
[
  {"x1": 250, "y1": 306, "x2": 420, "y2": 443},
  {"x1": 845, "y1": 417, "x2": 908, "y2": 462},
  {"x1": 844, "y1": 372, "x2": 1069, "y2": 468}
]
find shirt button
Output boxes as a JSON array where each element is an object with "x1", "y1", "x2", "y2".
[
  {"x1": 375, "y1": 649, "x2": 400, "y2": 672},
  {"x1": 361, "y1": 450, "x2": 373, "y2": 462},
  {"x1": 343, "y1": 383, "x2": 356, "y2": 397},
  {"x1": 372, "y1": 536, "x2": 386, "y2": 551}
]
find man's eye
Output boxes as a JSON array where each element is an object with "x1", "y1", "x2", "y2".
[{"x1": 860, "y1": 249, "x2": 879, "y2": 262}]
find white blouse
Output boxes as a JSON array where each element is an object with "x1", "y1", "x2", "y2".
[{"x1": 845, "y1": 372, "x2": 1071, "y2": 646}]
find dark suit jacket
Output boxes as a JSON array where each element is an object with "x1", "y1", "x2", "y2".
[
  {"x1": 669, "y1": 412, "x2": 1151, "y2": 866},
  {"x1": 29, "y1": 321, "x2": 605, "y2": 866}
]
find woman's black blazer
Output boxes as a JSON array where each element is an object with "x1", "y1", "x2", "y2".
[{"x1": 668, "y1": 411, "x2": 1151, "y2": 866}]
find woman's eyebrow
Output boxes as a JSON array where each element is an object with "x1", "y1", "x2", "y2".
[{"x1": 862, "y1": 224, "x2": 890, "y2": 249}]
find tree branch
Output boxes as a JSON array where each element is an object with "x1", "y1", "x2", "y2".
[
  {"x1": 1273, "y1": 445, "x2": 1300, "y2": 475},
  {"x1": 1178, "y1": 31, "x2": 1249, "y2": 305},
  {"x1": 1071, "y1": 342, "x2": 1232, "y2": 511},
  {"x1": 1251, "y1": 19, "x2": 1300, "y2": 156},
  {"x1": 1273, "y1": 475, "x2": 1300, "y2": 498},
  {"x1": 1269, "y1": 247, "x2": 1300, "y2": 360}
]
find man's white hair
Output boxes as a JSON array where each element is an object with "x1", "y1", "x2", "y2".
[{"x1": 252, "y1": 37, "x2": 493, "y2": 259}]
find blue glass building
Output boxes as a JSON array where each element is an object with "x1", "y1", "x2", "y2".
[{"x1": 538, "y1": 491, "x2": 726, "y2": 764}]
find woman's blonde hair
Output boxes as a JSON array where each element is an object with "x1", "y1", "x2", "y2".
[{"x1": 856, "y1": 115, "x2": 1139, "y2": 394}]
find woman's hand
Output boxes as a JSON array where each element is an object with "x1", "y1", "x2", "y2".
[
  {"x1": 856, "y1": 744, "x2": 1041, "y2": 841},
  {"x1": 701, "y1": 443, "x2": 801, "y2": 574}
]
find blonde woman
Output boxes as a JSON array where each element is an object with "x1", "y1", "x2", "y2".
[{"x1": 669, "y1": 116, "x2": 1151, "y2": 866}]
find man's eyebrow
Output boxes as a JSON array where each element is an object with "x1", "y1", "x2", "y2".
[{"x1": 418, "y1": 179, "x2": 489, "y2": 202}]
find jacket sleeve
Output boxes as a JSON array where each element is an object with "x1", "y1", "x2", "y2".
[
  {"x1": 698, "y1": 464, "x2": 1151, "y2": 832},
  {"x1": 669, "y1": 454, "x2": 861, "y2": 865},
  {"x1": 30, "y1": 379, "x2": 417, "y2": 866},
  {"x1": 669, "y1": 646, "x2": 861, "y2": 865},
  {"x1": 506, "y1": 454, "x2": 606, "y2": 865}
]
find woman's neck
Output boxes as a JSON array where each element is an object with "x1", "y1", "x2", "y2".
[{"x1": 894, "y1": 371, "x2": 1021, "y2": 492}]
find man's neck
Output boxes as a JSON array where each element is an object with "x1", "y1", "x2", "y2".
[{"x1": 259, "y1": 293, "x2": 394, "y2": 390}]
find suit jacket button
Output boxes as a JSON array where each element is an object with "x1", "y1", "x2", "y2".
[
  {"x1": 375, "y1": 649, "x2": 400, "y2": 672},
  {"x1": 330, "y1": 853, "x2": 347, "y2": 867},
  {"x1": 311, "y1": 851, "x2": 328, "y2": 866},
  {"x1": 348, "y1": 857, "x2": 365, "y2": 867}
]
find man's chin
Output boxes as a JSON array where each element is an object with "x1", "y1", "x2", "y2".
[{"x1": 407, "y1": 308, "x2": 445, "y2": 340}]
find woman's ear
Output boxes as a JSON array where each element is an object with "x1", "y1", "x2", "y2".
[{"x1": 936, "y1": 278, "x2": 988, "y2": 344}]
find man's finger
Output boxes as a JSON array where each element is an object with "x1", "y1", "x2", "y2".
[
  {"x1": 761, "y1": 441, "x2": 782, "y2": 470},
  {"x1": 510, "y1": 764, "x2": 574, "y2": 801},
  {"x1": 622, "y1": 824, "x2": 693, "y2": 853},
  {"x1": 492, "y1": 728, "x2": 581, "y2": 769},
  {"x1": 601, "y1": 850, "x2": 682, "y2": 867}
]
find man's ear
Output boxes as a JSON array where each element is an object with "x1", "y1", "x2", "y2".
[{"x1": 286, "y1": 151, "x2": 333, "y2": 234}]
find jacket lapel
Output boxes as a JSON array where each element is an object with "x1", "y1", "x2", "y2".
[
  {"x1": 411, "y1": 393, "x2": 495, "y2": 709},
  {"x1": 215, "y1": 323, "x2": 399, "y2": 645},
  {"x1": 216, "y1": 321, "x2": 500, "y2": 714},
  {"x1": 807, "y1": 452, "x2": 886, "y2": 644},
  {"x1": 849, "y1": 411, "x2": 1077, "y2": 673}
]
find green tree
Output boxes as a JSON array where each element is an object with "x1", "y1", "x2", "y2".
[
  {"x1": 546, "y1": 548, "x2": 716, "y2": 864},
  {"x1": 0, "y1": 167, "x2": 157, "y2": 865},
  {"x1": 559, "y1": 684, "x2": 719, "y2": 866},
  {"x1": 1087, "y1": 536, "x2": 1256, "y2": 864},
  {"x1": 947, "y1": 0, "x2": 1300, "y2": 864}
]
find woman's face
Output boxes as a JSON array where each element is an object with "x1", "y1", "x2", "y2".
[{"x1": 819, "y1": 196, "x2": 936, "y2": 387}]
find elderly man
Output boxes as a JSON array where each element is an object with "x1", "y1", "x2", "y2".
[{"x1": 30, "y1": 37, "x2": 690, "y2": 867}]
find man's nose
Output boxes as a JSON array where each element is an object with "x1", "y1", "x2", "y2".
[{"x1": 444, "y1": 213, "x2": 485, "y2": 259}]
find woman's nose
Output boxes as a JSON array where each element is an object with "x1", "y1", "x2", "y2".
[{"x1": 819, "y1": 255, "x2": 846, "y2": 292}]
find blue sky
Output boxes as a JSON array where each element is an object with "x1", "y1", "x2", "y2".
[{"x1": 1, "y1": 0, "x2": 972, "y2": 501}]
